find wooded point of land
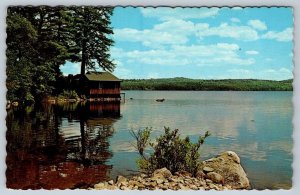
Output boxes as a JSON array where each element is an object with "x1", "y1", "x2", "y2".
[{"x1": 121, "y1": 78, "x2": 293, "y2": 91}]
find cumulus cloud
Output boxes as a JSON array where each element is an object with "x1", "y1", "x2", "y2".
[
  {"x1": 246, "y1": 50, "x2": 259, "y2": 55},
  {"x1": 248, "y1": 20, "x2": 267, "y2": 31},
  {"x1": 196, "y1": 23, "x2": 259, "y2": 41},
  {"x1": 140, "y1": 7, "x2": 219, "y2": 21},
  {"x1": 231, "y1": 18, "x2": 240, "y2": 23},
  {"x1": 261, "y1": 27, "x2": 293, "y2": 42},
  {"x1": 114, "y1": 18, "x2": 261, "y2": 50},
  {"x1": 111, "y1": 43, "x2": 255, "y2": 67},
  {"x1": 226, "y1": 67, "x2": 292, "y2": 80},
  {"x1": 228, "y1": 68, "x2": 252, "y2": 74},
  {"x1": 114, "y1": 28, "x2": 188, "y2": 47}
]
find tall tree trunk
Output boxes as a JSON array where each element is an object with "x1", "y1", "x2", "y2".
[{"x1": 81, "y1": 41, "x2": 86, "y2": 75}]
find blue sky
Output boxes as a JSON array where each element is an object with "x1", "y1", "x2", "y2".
[{"x1": 61, "y1": 7, "x2": 293, "y2": 80}]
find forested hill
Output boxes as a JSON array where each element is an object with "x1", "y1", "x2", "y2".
[{"x1": 121, "y1": 78, "x2": 293, "y2": 91}]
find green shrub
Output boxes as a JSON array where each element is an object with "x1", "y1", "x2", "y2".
[
  {"x1": 58, "y1": 90, "x2": 79, "y2": 99},
  {"x1": 131, "y1": 127, "x2": 210, "y2": 176}
]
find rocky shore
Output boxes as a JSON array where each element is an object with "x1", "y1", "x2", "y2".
[{"x1": 93, "y1": 151, "x2": 250, "y2": 190}]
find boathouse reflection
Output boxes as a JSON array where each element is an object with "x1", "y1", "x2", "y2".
[{"x1": 6, "y1": 102, "x2": 121, "y2": 189}]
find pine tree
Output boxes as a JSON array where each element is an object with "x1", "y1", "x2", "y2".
[{"x1": 70, "y1": 6, "x2": 115, "y2": 75}]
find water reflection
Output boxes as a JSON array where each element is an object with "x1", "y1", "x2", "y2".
[
  {"x1": 6, "y1": 91, "x2": 293, "y2": 189},
  {"x1": 6, "y1": 102, "x2": 121, "y2": 189}
]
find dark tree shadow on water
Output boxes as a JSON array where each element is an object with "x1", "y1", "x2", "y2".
[{"x1": 6, "y1": 102, "x2": 121, "y2": 189}]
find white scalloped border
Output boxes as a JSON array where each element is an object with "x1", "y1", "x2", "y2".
[{"x1": 0, "y1": 1, "x2": 298, "y2": 195}]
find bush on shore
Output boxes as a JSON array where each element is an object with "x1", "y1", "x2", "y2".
[
  {"x1": 131, "y1": 127, "x2": 210, "y2": 177},
  {"x1": 58, "y1": 90, "x2": 79, "y2": 100}
]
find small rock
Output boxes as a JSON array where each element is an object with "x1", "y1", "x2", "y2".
[
  {"x1": 203, "y1": 166, "x2": 214, "y2": 173},
  {"x1": 120, "y1": 186, "x2": 129, "y2": 190},
  {"x1": 198, "y1": 180, "x2": 206, "y2": 187},
  {"x1": 205, "y1": 179, "x2": 213, "y2": 184},
  {"x1": 190, "y1": 184, "x2": 198, "y2": 190},
  {"x1": 161, "y1": 185, "x2": 168, "y2": 190},
  {"x1": 196, "y1": 170, "x2": 205, "y2": 178},
  {"x1": 156, "y1": 179, "x2": 164, "y2": 184},
  {"x1": 119, "y1": 181, "x2": 128, "y2": 187},
  {"x1": 178, "y1": 184, "x2": 189, "y2": 190},
  {"x1": 106, "y1": 185, "x2": 117, "y2": 190},
  {"x1": 137, "y1": 183, "x2": 145, "y2": 189},
  {"x1": 94, "y1": 183, "x2": 105, "y2": 189},
  {"x1": 116, "y1": 175, "x2": 128, "y2": 184},
  {"x1": 153, "y1": 167, "x2": 172, "y2": 179},
  {"x1": 148, "y1": 181, "x2": 156, "y2": 188},
  {"x1": 206, "y1": 172, "x2": 224, "y2": 184},
  {"x1": 175, "y1": 170, "x2": 192, "y2": 177},
  {"x1": 209, "y1": 183, "x2": 218, "y2": 190}
]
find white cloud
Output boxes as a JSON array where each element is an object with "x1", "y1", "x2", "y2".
[
  {"x1": 153, "y1": 19, "x2": 196, "y2": 35},
  {"x1": 226, "y1": 67, "x2": 292, "y2": 80},
  {"x1": 111, "y1": 43, "x2": 255, "y2": 67},
  {"x1": 113, "y1": 19, "x2": 201, "y2": 48},
  {"x1": 262, "y1": 68, "x2": 293, "y2": 80},
  {"x1": 260, "y1": 68, "x2": 292, "y2": 80},
  {"x1": 114, "y1": 28, "x2": 188, "y2": 47},
  {"x1": 114, "y1": 18, "x2": 261, "y2": 50},
  {"x1": 246, "y1": 50, "x2": 259, "y2": 55},
  {"x1": 196, "y1": 23, "x2": 259, "y2": 41},
  {"x1": 231, "y1": 18, "x2": 240, "y2": 23},
  {"x1": 228, "y1": 69, "x2": 252, "y2": 74},
  {"x1": 140, "y1": 7, "x2": 219, "y2": 21},
  {"x1": 261, "y1": 27, "x2": 293, "y2": 42},
  {"x1": 279, "y1": 68, "x2": 292, "y2": 73},
  {"x1": 247, "y1": 20, "x2": 267, "y2": 31}
]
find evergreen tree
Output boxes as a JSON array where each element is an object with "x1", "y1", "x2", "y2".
[
  {"x1": 6, "y1": 6, "x2": 115, "y2": 102},
  {"x1": 6, "y1": 13, "x2": 36, "y2": 102},
  {"x1": 70, "y1": 6, "x2": 115, "y2": 75}
]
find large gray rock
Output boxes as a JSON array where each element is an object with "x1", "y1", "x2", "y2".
[{"x1": 201, "y1": 151, "x2": 250, "y2": 189}]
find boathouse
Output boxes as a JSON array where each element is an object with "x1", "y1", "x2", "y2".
[{"x1": 81, "y1": 71, "x2": 122, "y2": 101}]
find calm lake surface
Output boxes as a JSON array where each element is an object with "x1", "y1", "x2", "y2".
[{"x1": 6, "y1": 91, "x2": 293, "y2": 189}]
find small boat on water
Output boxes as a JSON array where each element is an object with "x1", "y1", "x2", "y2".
[{"x1": 156, "y1": 98, "x2": 165, "y2": 102}]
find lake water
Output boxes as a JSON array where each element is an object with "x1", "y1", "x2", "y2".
[{"x1": 6, "y1": 91, "x2": 293, "y2": 189}]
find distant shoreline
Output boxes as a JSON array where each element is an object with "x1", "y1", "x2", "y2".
[{"x1": 121, "y1": 78, "x2": 293, "y2": 91}]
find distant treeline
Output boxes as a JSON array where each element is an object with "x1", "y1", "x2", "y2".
[{"x1": 121, "y1": 78, "x2": 293, "y2": 91}]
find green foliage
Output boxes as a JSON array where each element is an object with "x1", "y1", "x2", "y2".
[
  {"x1": 69, "y1": 6, "x2": 115, "y2": 75},
  {"x1": 6, "y1": 6, "x2": 115, "y2": 102},
  {"x1": 130, "y1": 127, "x2": 152, "y2": 157},
  {"x1": 121, "y1": 78, "x2": 293, "y2": 91},
  {"x1": 131, "y1": 127, "x2": 210, "y2": 176},
  {"x1": 58, "y1": 90, "x2": 79, "y2": 99}
]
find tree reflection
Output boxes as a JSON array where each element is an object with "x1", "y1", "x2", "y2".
[{"x1": 6, "y1": 101, "x2": 121, "y2": 189}]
